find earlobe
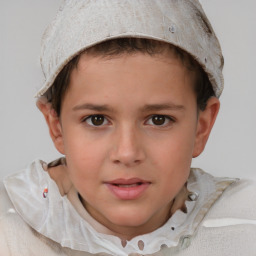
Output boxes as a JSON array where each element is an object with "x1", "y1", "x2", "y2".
[
  {"x1": 36, "y1": 97, "x2": 65, "y2": 154},
  {"x1": 192, "y1": 97, "x2": 220, "y2": 158}
]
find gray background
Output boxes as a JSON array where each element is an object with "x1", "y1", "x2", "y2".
[{"x1": 0, "y1": 0, "x2": 255, "y2": 180}]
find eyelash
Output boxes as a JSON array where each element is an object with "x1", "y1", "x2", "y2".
[
  {"x1": 145, "y1": 115, "x2": 175, "y2": 127},
  {"x1": 82, "y1": 114, "x2": 175, "y2": 127},
  {"x1": 83, "y1": 115, "x2": 110, "y2": 126}
]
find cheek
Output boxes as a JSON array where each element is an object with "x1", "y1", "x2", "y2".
[
  {"x1": 149, "y1": 124, "x2": 197, "y2": 190},
  {"x1": 63, "y1": 133, "x2": 109, "y2": 181},
  {"x1": 152, "y1": 128, "x2": 196, "y2": 166}
]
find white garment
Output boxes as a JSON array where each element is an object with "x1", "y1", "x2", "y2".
[{"x1": 0, "y1": 159, "x2": 256, "y2": 256}]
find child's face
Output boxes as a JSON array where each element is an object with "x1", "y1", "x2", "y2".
[{"x1": 45, "y1": 51, "x2": 219, "y2": 239}]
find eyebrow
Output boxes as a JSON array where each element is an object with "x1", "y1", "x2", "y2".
[
  {"x1": 72, "y1": 103, "x2": 113, "y2": 112},
  {"x1": 141, "y1": 103, "x2": 185, "y2": 112},
  {"x1": 73, "y1": 103, "x2": 185, "y2": 112}
]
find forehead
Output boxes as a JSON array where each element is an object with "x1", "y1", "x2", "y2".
[
  {"x1": 74, "y1": 50, "x2": 195, "y2": 84},
  {"x1": 75, "y1": 46, "x2": 197, "y2": 80},
  {"x1": 64, "y1": 52, "x2": 197, "y2": 110}
]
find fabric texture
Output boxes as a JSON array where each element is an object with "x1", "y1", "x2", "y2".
[
  {"x1": 37, "y1": 0, "x2": 224, "y2": 98},
  {"x1": 1, "y1": 159, "x2": 255, "y2": 255}
]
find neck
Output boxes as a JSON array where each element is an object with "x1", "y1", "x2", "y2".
[{"x1": 82, "y1": 185, "x2": 188, "y2": 241}]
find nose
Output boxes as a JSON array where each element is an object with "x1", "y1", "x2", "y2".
[{"x1": 110, "y1": 124, "x2": 146, "y2": 167}]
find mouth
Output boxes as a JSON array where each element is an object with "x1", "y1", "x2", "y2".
[
  {"x1": 104, "y1": 178, "x2": 151, "y2": 200},
  {"x1": 112, "y1": 182, "x2": 144, "y2": 188}
]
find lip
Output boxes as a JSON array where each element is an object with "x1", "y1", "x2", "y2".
[{"x1": 105, "y1": 178, "x2": 151, "y2": 200}]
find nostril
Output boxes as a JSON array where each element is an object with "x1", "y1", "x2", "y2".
[
  {"x1": 109, "y1": 138, "x2": 146, "y2": 166},
  {"x1": 113, "y1": 159, "x2": 121, "y2": 164}
]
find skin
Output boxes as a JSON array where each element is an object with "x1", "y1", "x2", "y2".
[{"x1": 38, "y1": 51, "x2": 219, "y2": 240}]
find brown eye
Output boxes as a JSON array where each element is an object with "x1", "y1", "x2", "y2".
[
  {"x1": 146, "y1": 115, "x2": 173, "y2": 126},
  {"x1": 85, "y1": 115, "x2": 107, "y2": 126},
  {"x1": 152, "y1": 115, "x2": 166, "y2": 125}
]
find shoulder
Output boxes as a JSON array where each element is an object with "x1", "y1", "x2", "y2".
[
  {"x1": 205, "y1": 178, "x2": 256, "y2": 219},
  {"x1": 178, "y1": 179, "x2": 256, "y2": 256},
  {"x1": 185, "y1": 179, "x2": 256, "y2": 256},
  {"x1": 0, "y1": 161, "x2": 95, "y2": 256},
  {"x1": 0, "y1": 180, "x2": 11, "y2": 213},
  {"x1": 0, "y1": 180, "x2": 80, "y2": 256},
  {"x1": 0, "y1": 181, "x2": 26, "y2": 255},
  {"x1": 0, "y1": 181, "x2": 17, "y2": 221},
  {"x1": 0, "y1": 163, "x2": 64, "y2": 256}
]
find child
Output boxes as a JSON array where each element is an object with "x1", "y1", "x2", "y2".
[{"x1": 0, "y1": 0, "x2": 255, "y2": 255}]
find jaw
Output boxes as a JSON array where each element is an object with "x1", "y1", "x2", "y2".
[{"x1": 81, "y1": 185, "x2": 187, "y2": 241}]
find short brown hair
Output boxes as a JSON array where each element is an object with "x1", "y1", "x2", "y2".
[{"x1": 45, "y1": 38, "x2": 215, "y2": 116}]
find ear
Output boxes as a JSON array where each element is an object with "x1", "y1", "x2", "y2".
[
  {"x1": 192, "y1": 97, "x2": 220, "y2": 158},
  {"x1": 36, "y1": 97, "x2": 65, "y2": 154}
]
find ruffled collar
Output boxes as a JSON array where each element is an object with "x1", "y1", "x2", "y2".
[{"x1": 4, "y1": 159, "x2": 237, "y2": 255}]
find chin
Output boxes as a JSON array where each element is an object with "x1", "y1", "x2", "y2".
[{"x1": 106, "y1": 208, "x2": 152, "y2": 228}]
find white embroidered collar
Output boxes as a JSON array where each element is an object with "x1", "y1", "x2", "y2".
[{"x1": 4, "y1": 159, "x2": 236, "y2": 255}]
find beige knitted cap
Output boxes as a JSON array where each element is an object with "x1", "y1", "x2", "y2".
[{"x1": 36, "y1": 0, "x2": 224, "y2": 98}]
